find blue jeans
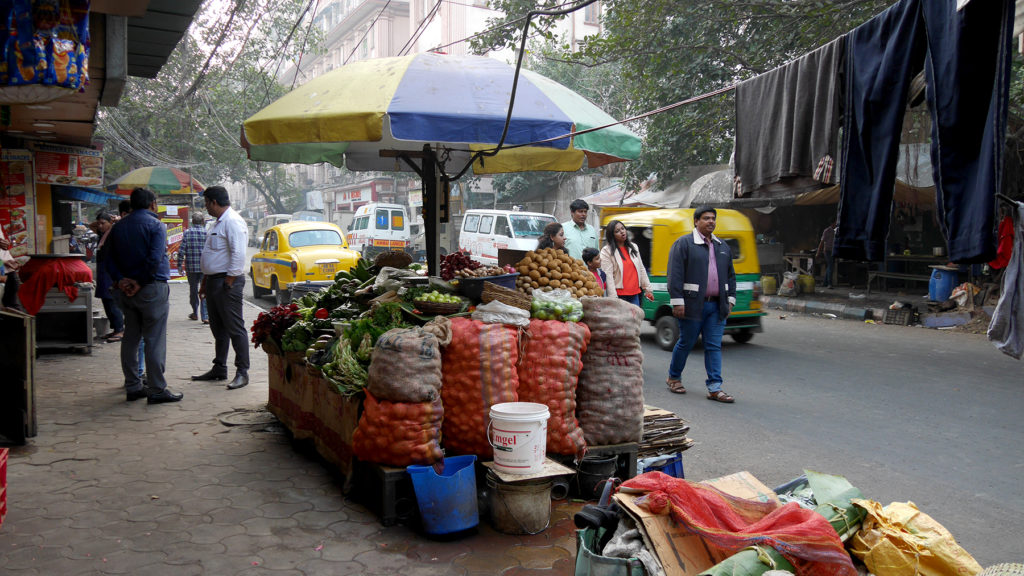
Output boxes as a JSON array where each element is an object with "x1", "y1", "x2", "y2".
[
  {"x1": 617, "y1": 293, "x2": 641, "y2": 307},
  {"x1": 668, "y1": 301, "x2": 725, "y2": 393},
  {"x1": 186, "y1": 272, "x2": 208, "y2": 321}
]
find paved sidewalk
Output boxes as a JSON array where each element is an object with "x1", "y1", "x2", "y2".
[{"x1": 1, "y1": 282, "x2": 578, "y2": 575}]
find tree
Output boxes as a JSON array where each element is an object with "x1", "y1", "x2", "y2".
[{"x1": 98, "y1": 0, "x2": 321, "y2": 213}]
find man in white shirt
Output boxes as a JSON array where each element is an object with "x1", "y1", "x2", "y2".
[
  {"x1": 192, "y1": 186, "x2": 250, "y2": 390},
  {"x1": 561, "y1": 199, "x2": 599, "y2": 261}
]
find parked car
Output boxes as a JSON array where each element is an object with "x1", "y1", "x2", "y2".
[
  {"x1": 250, "y1": 221, "x2": 360, "y2": 305},
  {"x1": 457, "y1": 209, "x2": 557, "y2": 266},
  {"x1": 600, "y1": 207, "x2": 766, "y2": 349}
]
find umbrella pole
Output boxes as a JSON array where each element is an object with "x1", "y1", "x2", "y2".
[{"x1": 423, "y1": 146, "x2": 441, "y2": 277}]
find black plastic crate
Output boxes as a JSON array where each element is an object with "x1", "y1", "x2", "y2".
[{"x1": 883, "y1": 308, "x2": 913, "y2": 325}]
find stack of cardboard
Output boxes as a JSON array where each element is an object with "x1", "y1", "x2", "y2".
[{"x1": 639, "y1": 406, "x2": 694, "y2": 458}]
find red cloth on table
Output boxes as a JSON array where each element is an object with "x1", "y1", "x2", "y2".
[
  {"x1": 17, "y1": 258, "x2": 94, "y2": 316},
  {"x1": 620, "y1": 472, "x2": 856, "y2": 576}
]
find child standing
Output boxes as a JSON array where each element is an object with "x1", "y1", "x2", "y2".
[{"x1": 582, "y1": 247, "x2": 607, "y2": 296}]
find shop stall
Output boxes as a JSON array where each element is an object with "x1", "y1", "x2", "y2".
[{"x1": 254, "y1": 248, "x2": 677, "y2": 532}]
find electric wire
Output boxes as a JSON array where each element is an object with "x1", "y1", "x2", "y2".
[
  {"x1": 450, "y1": 0, "x2": 600, "y2": 181},
  {"x1": 398, "y1": 0, "x2": 443, "y2": 57},
  {"x1": 291, "y1": 0, "x2": 322, "y2": 89},
  {"x1": 179, "y1": 0, "x2": 248, "y2": 102},
  {"x1": 344, "y1": 0, "x2": 393, "y2": 65},
  {"x1": 426, "y1": 0, "x2": 581, "y2": 54}
]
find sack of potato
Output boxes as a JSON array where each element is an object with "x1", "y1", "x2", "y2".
[{"x1": 514, "y1": 248, "x2": 604, "y2": 299}]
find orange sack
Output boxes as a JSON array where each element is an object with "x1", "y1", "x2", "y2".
[
  {"x1": 441, "y1": 317, "x2": 520, "y2": 458},
  {"x1": 353, "y1": 391, "x2": 443, "y2": 466},
  {"x1": 517, "y1": 319, "x2": 590, "y2": 458}
]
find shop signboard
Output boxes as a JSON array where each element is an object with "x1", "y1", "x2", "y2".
[
  {"x1": 0, "y1": 149, "x2": 36, "y2": 257},
  {"x1": 158, "y1": 205, "x2": 186, "y2": 280},
  {"x1": 30, "y1": 142, "x2": 104, "y2": 188}
]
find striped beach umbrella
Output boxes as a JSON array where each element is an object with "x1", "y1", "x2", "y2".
[
  {"x1": 109, "y1": 166, "x2": 205, "y2": 196},
  {"x1": 241, "y1": 53, "x2": 641, "y2": 174}
]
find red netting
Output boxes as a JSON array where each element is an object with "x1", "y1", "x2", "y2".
[{"x1": 620, "y1": 472, "x2": 856, "y2": 576}]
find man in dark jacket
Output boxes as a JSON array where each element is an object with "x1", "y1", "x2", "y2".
[
  {"x1": 106, "y1": 187, "x2": 182, "y2": 405},
  {"x1": 665, "y1": 207, "x2": 737, "y2": 403}
]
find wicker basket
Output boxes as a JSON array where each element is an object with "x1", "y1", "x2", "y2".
[
  {"x1": 374, "y1": 250, "x2": 413, "y2": 269},
  {"x1": 413, "y1": 299, "x2": 463, "y2": 316},
  {"x1": 481, "y1": 281, "x2": 532, "y2": 311}
]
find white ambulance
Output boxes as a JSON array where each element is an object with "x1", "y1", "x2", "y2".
[
  {"x1": 347, "y1": 203, "x2": 410, "y2": 257},
  {"x1": 457, "y1": 209, "x2": 557, "y2": 265}
]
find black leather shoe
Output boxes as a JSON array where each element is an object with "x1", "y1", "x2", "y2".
[
  {"x1": 147, "y1": 388, "x2": 183, "y2": 404},
  {"x1": 226, "y1": 374, "x2": 249, "y2": 390},
  {"x1": 126, "y1": 388, "x2": 148, "y2": 402},
  {"x1": 192, "y1": 369, "x2": 227, "y2": 381}
]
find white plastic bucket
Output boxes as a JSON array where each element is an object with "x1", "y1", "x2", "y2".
[{"x1": 487, "y1": 402, "x2": 550, "y2": 475}]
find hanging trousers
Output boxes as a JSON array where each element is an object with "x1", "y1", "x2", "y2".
[{"x1": 836, "y1": 0, "x2": 1013, "y2": 263}]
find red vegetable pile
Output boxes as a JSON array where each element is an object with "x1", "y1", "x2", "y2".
[
  {"x1": 441, "y1": 317, "x2": 519, "y2": 457},
  {"x1": 440, "y1": 250, "x2": 481, "y2": 281},
  {"x1": 251, "y1": 303, "x2": 302, "y2": 348},
  {"x1": 517, "y1": 319, "x2": 591, "y2": 459},
  {"x1": 353, "y1": 392, "x2": 444, "y2": 466}
]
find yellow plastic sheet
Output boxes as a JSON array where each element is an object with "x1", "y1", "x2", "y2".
[{"x1": 849, "y1": 499, "x2": 981, "y2": 576}]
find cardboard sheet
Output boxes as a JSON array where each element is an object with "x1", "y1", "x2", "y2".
[{"x1": 482, "y1": 458, "x2": 576, "y2": 483}]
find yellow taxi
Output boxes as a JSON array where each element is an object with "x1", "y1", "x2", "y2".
[{"x1": 250, "y1": 221, "x2": 359, "y2": 304}]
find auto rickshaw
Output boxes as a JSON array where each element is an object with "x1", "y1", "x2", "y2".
[{"x1": 600, "y1": 208, "x2": 765, "y2": 349}]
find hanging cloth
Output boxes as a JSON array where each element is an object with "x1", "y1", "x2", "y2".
[
  {"x1": 987, "y1": 200, "x2": 1024, "y2": 359},
  {"x1": 835, "y1": 0, "x2": 1014, "y2": 263},
  {"x1": 734, "y1": 36, "x2": 845, "y2": 199}
]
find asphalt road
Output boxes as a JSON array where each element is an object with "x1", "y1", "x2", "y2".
[
  {"x1": 245, "y1": 247, "x2": 1021, "y2": 565},
  {"x1": 640, "y1": 313, "x2": 1022, "y2": 567}
]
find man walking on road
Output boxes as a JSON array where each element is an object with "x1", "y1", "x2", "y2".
[
  {"x1": 192, "y1": 186, "x2": 250, "y2": 390},
  {"x1": 665, "y1": 207, "x2": 737, "y2": 403},
  {"x1": 178, "y1": 212, "x2": 208, "y2": 323},
  {"x1": 107, "y1": 187, "x2": 182, "y2": 404},
  {"x1": 561, "y1": 199, "x2": 599, "y2": 261}
]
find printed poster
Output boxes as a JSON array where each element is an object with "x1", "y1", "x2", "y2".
[
  {"x1": 29, "y1": 142, "x2": 104, "y2": 187},
  {"x1": 0, "y1": 149, "x2": 37, "y2": 257},
  {"x1": 158, "y1": 205, "x2": 185, "y2": 280}
]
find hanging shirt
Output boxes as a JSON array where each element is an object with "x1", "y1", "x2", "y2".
[
  {"x1": 989, "y1": 215, "x2": 1014, "y2": 270},
  {"x1": 618, "y1": 246, "x2": 640, "y2": 296}
]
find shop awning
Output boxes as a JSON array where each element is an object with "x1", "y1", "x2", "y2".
[{"x1": 53, "y1": 185, "x2": 123, "y2": 205}]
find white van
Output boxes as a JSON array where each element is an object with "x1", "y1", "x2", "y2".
[
  {"x1": 347, "y1": 203, "x2": 410, "y2": 257},
  {"x1": 458, "y1": 209, "x2": 557, "y2": 265},
  {"x1": 252, "y1": 214, "x2": 291, "y2": 247}
]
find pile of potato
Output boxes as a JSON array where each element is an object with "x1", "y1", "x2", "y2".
[{"x1": 514, "y1": 248, "x2": 604, "y2": 299}]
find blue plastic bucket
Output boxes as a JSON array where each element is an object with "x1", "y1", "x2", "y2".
[
  {"x1": 407, "y1": 455, "x2": 479, "y2": 534},
  {"x1": 928, "y1": 267, "x2": 958, "y2": 302}
]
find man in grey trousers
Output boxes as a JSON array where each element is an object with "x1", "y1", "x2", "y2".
[
  {"x1": 192, "y1": 185, "x2": 250, "y2": 390},
  {"x1": 106, "y1": 187, "x2": 182, "y2": 404}
]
